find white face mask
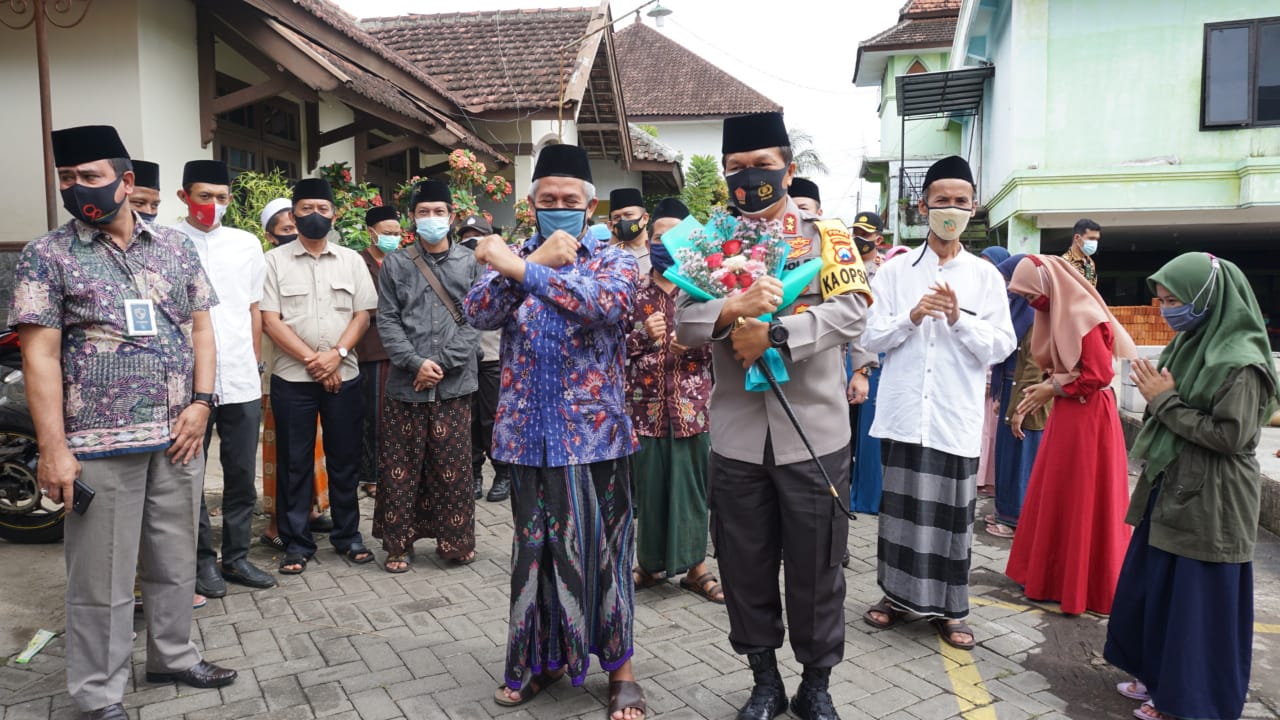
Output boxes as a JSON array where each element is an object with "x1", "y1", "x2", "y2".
[
  {"x1": 415, "y1": 217, "x2": 450, "y2": 243},
  {"x1": 927, "y1": 206, "x2": 971, "y2": 242},
  {"x1": 1082, "y1": 239, "x2": 1099, "y2": 256}
]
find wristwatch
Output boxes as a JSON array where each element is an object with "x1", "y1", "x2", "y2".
[
  {"x1": 336, "y1": 346, "x2": 349, "y2": 359},
  {"x1": 855, "y1": 366, "x2": 873, "y2": 377},
  {"x1": 192, "y1": 392, "x2": 217, "y2": 408},
  {"x1": 767, "y1": 319, "x2": 789, "y2": 348}
]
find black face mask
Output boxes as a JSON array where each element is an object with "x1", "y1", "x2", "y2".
[
  {"x1": 295, "y1": 213, "x2": 333, "y2": 239},
  {"x1": 459, "y1": 235, "x2": 479, "y2": 250},
  {"x1": 727, "y1": 167, "x2": 787, "y2": 214},
  {"x1": 614, "y1": 217, "x2": 646, "y2": 243},
  {"x1": 271, "y1": 232, "x2": 298, "y2": 245},
  {"x1": 855, "y1": 236, "x2": 877, "y2": 256},
  {"x1": 61, "y1": 177, "x2": 125, "y2": 225}
]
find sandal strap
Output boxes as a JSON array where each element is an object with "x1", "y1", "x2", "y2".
[{"x1": 608, "y1": 680, "x2": 647, "y2": 716}]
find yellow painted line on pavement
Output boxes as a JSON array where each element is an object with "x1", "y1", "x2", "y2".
[
  {"x1": 939, "y1": 639, "x2": 997, "y2": 720},
  {"x1": 1257, "y1": 623, "x2": 1280, "y2": 634}
]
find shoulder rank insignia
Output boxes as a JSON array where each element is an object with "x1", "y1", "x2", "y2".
[{"x1": 815, "y1": 219, "x2": 872, "y2": 302}]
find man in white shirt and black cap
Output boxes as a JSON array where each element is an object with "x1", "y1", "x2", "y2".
[
  {"x1": 174, "y1": 159, "x2": 275, "y2": 595},
  {"x1": 862, "y1": 155, "x2": 1015, "y2": 651}
]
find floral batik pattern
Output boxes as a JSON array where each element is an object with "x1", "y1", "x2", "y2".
[
  {"x1": 624, "y1": 282, "x2": 712, "y2": 439},
  {"x1": 504, "y1": 459, "x2": 634, "y2": 690},
  {"x1": 7, "y1": 215, "x2": 216, "y2": 458},
  {"x1": 372, "y1": 395, "x2": 475, "y2": 559},
  {"x1": 463, "y1": 232, "x2": 639, "y2": 467}
]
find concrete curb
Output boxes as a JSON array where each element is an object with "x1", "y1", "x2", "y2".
[{"x1": 1121, "y1": 412, "x2": 1280, "y2": 537}]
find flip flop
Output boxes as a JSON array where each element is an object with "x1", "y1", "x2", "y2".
[
  {"x1": 930, "y1": 618, "x2": 976, "y2": 650},
  {"x1": 279, "y1": 554, "x2": 309, "y2": 575},
  {"x1": 984, "y1": 521, "x2": 1016, "y2": 539},
  {"x1": 608, "y1": 679, "x2": 647, "y2": 720},
  {"x1": 448, "y1": 551, "x2": 476, "y2": 566},
  {"x1": 384, "y1": 553, "x2": 411, "y2": 574},
  {"x1": 259, "y1": 533, "x2": 286, "y2": 551},
  {"x1": 1133, "y1": 702, "x2": 1167, "y2": 720},
  {"x1": 336, "y1": 543, "x2": 375, "y2": 564},
  {"x1": 863, "y1": 597, "x2": 907, "y2": 629},
  {"x1": 679, "y1": 570, "x2": 725, "y2": 604},
  {"x1": 1117, "y1": 681, "x2": 1150, "y2": 702},
  {"x1": 493, "y1": 669, "x2": 565, "y2": 707}
]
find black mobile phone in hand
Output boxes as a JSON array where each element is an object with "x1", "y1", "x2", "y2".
[{"x1": 71, "y1": 479, "x2": 95, "y2": 515}]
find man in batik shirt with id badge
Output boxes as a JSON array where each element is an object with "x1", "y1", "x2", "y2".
[{"x1": 10, "y1": 125, "x2": 234, "y2": 720}]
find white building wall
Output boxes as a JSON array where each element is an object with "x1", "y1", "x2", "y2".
[
  {"x1": 647, "y1": 119, "x2": 721, "y2": 167},
  {"x1": 137, "y1": 0, "x2": 205, "y2": 219},
  {"x1": 0, "y1": 0, "x2": 146, "y2": 243}
]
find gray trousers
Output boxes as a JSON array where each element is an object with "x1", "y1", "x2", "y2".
[
  {"x1": 708, "y1": 441, "x2": 850, "y2": 668},
  {"x1": 197, "y1": 400, "x2": 263, "y2": 566},
  {"x1": 66, "y1": 449, "x2": 203, "y2": 711}
]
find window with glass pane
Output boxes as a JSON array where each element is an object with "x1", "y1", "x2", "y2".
[
  {"x1": 1258, "y1": 22, "x2": 1280, "y2": 122},
  {"x1": 1203, "y1": 17, "x2": 1280, "y2": 128}
]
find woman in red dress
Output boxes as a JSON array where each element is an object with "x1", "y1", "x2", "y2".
[{"x1": 1003, "y1": 255, "x2": 1137, "y2": 615}]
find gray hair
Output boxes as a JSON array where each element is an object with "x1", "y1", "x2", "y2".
[{"x1": 528, "y1": 178, "x2": 596, "y2": 205}]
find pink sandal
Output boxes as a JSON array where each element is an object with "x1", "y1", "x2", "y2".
[
  {"x1": 1116, "y1": 680, "x2": 1150, "y2": 701},
  {"x1": 1133, "y1": 702, "x2": 1166, "y2": 720}
]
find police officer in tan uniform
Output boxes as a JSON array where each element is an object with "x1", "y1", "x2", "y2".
[{"x1": 675, "y1": 112, "x2": 869, "y2": 720}]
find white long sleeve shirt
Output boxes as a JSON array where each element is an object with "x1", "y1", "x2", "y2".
[
  {"x1": 175, "y1": 221, "x2": 267, "y2": 405},
  {"x1": 866, "y1": 244, "x2": 1016, "y2": 458}
]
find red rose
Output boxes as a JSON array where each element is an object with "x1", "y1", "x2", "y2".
[
  {"x1": 722, "y1": 239, "x2": 743, "y2": 256},
  {"x1": 738, "y1": 273, "x2": 754, "y2": 289},
  {"x1": 706, "y1": 253, "x2": 724, "y2": 269},
  {"x1": 721, "y1": 273, "x2": 738, "y2": 289}
]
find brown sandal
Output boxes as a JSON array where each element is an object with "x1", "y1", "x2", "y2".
[
  {"x1": 608, "y1": 679, "x2": 647, "y2": 719},
  {"x1": 493, "y1": 669, "x2": 564, "y2": 707},
  {"x1": 679, "y1": 570, "x2": 725, "y2": 604},
  {"x1": 931, "y1": 618, "x2": 976, "y2": 650},
  {"x1": 633, "y1": 567, "x2": 664, "y2": 589},
  {"x1": 863, "y1": 597, "x2": 907, "y2": 629}
]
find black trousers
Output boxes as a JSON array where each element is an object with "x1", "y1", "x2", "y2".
[
  {"x1": 197, "y1": 400, "x2": 263, "y2": 566},
  {"x1": 471, "y1": 360, "x2": 507, "y2": 477},
  {"x1": 270, "y1": 376, "x2": 363, "y2": 557},
  {"x1": 708, "y1": 441, "x2": 850, "y2": 668}
]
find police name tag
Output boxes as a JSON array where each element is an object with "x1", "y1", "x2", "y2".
[{"x1": 124, "y1": 299, "x2": 158, "y2": 337}]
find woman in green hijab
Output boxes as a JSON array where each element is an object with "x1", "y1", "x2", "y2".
[{"x1": 1105, "y1": 252, "x2": 1279, "y2": 720}]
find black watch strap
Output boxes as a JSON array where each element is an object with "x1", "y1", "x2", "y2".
[
  {"x1": 192, "y1": 392, "x2": 216, "y2": 407},
  {"x1": 768, "y1": 319, "x2": 789, "y2": 348}
]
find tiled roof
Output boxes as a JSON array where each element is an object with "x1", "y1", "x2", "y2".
[
  {"x1": 284, "y1": 0, "x2": 462, "y2": 107},
  {"x1": 363, "y1": 8, "x2": 600, "y2": 113},
  {"x1": 902, "y1": 0, "x2": 962, "y2": 18},
  {"x1": 614, "y1": 22, "x2": 781, "y2": 118},
  {"x1": 860, "y1": 16, "x2": 958, "y2": 50},
  {"x1": 861, "y1": 0, "x2": 961, "y2": 50},
  {"x1": 628, "y1": 124, "x2": 680, "y2": 163}
]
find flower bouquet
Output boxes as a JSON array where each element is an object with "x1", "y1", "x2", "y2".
[{"x1": 661, "y1": 208, "x2": 822, "y2": 391}]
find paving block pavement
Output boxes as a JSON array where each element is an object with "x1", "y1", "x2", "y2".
[{"x1": 1, "y1": 458, "x2": 1278, "y2": 719}]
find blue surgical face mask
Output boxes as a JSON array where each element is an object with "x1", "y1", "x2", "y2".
[
  {"x1": 138, "y1": 211, "x2": 158, "y2": 224},
  {"x1": 1161, "y1": 304, "x2": 1206, "y2": 333},
  {"x1": 1082, "y1": 239, "x2": 1099, "y2": 256},
  {"x1": 415, "y1": 217, "x2": 450, "y2": 243},
  {"x1": 535, "y1": 208, "x2": 586, "y2": 240},
  {"x1": 649, "y1": 241, "x2": 675, "y2": 275},
  {"x1": 376, "y1": 234, "x2": 401, "y2": 253},
  {"x1": 1161, "y1": 260, "x2": 1217, "y2": 333}
]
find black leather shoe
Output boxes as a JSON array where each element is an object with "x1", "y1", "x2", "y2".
[
  {"x1": 146, "y1": 660, "x2": 237, "y2": 688},
  {"x1": 474, "y1": 474, "x2": 484, "y2": 500},
  {"x1": 83, "y1": 703, "x2": 127, "y2": 720},
  {"x1": 790, "y1": 666, "x2": 839, "y2": 720},
  {"x1": 738, "y1": 650, "x2": 788, "y2": 720},
  {"x1": 195, "y1": 562, "x2": 227, "y2": 598},
  {"x1": 221, "y1": 558, "x2": 276, "y2": 589},
  {"x1": 486, "y1": 470, "x2": 511, "y2": 502}
]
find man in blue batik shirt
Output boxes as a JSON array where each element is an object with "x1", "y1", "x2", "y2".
[{"x1": 464, "y1": 144, "x2": 646, "y2": 720}]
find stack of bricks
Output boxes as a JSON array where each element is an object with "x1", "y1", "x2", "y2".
[{"x1": 1109, "y1": 300, "x2": 1176, "y2": 346}]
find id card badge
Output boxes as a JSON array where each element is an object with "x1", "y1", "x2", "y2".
[{"x1": 124, "y1": 299, "x2": 158, "y2": 337}]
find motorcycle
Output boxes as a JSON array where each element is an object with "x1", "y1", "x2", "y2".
[{"x1": 0, "y1": 329, "x2": 63, "y2": 543}]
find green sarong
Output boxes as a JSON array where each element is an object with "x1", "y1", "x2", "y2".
[{"x1": 631, "y1": 433, "x2": 711, "y2": 576}]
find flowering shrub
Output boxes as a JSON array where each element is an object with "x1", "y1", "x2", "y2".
[{"x1": 318, "y1": 162, "x2": 383, "y2": 250}]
